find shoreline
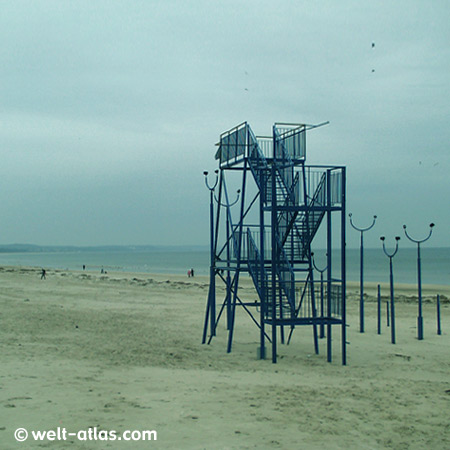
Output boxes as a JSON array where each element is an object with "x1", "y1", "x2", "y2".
[{"x1": 1, "y1": 264, "x2": 448, "y2": 299}]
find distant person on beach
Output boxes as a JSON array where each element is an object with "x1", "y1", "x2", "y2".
[
  {"x1": 83, "y1": 265, "x2": 86, "y2": 271},
  {"x1": 191, "y1": 268, "x2": 194, "y2": 277},
  {"x1": 41, "y1": 269, "x2": 46, "y2": 280},
  {"x1": 187, "y1": 269, "x2": 191, "y2": 278}
]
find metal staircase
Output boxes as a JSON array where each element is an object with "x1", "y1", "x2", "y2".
[{"x1": 246, "y1": 128, "x2": 327, "y2": 323}]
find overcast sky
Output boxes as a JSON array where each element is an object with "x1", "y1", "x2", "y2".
[{"x1": 0, "y1": 0, "x2": 449, "y2": 248}]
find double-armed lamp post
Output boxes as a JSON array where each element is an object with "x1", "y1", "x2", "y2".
[
  {"x1": 380, "y1": 235, "x2": 400, "y2": 344},
  {"x1": 349, "y1": 213, "x2": 377, "y2": 333},
  {"x1": 403, "y1": 223, "x2": 435, "y2": 340},
  {"x1": 202, "y1": 170, "x2": 219, "y2": 343}
]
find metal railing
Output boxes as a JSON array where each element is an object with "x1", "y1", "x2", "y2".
[
  {"x1": 256, "y1": 137, "x2": 273, "y2": 159},
  {"x1": 247, "y1": 229, "x2": 269, "y2": 305},
  {"x1": 312, "y1": 281, "x2": 343, "y2": 318},
  {"x1": 295, "y1": 167, "x2": 343, "y2": 206},
  {"x1": 274, "y1": 123, "x2": 306, "y2": 160},
  {"x1": 275, "y1": 232, "x2": 296, "y2": 312},
  {"x1": 218, "y1": 122, "x2": 248, "y2": 165}
]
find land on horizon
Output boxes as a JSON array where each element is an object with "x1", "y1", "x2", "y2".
[
  {"x1": 0, "y1": 243, "x2": 209, "y2": 253},
  {"x1": 0, "y1": 243, "x2": 448, "y2": 253}
]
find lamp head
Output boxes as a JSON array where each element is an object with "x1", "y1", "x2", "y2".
[
  {"x1": 374, "y1": 215, "x2": 377, "y2": 219},
  {"x1": 403, "y1": 224, "x2": 407, "y2": 229},
  {"x1": 430, "y1": 223, "x2": 435, "y2": 228},
  {"x1": 214, "y1": 169, "x2": 219, "y2": 174},
  {"x1": 203, "y1": 171, "x2": 208, "y2": 176},
  {"x1": 380, "y1": 236, "x2": 385, "y2": 241},
  {"x1": 395, "y1": 236, "x2": 401, "y2": 241},
  {"x1": 348, "y1": 213, "x2": 352, "y2": 218}
]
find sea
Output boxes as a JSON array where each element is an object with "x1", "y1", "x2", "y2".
[{"x1": 0, "y1": 247, "x2": 448, "y2": 285}]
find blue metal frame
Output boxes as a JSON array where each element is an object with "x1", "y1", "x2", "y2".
[
  {"x1": 203, "y1": 122, "x2": 347, "y2": 364},
  {"x1": 214, "y1": 188, "x2": 240, "y2": 330}
]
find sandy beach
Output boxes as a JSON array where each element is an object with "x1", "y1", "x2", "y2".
[{"x1": 1, "y1": 266, "x2": 449, "y2": 449}]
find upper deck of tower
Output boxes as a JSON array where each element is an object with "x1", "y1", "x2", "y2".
[{"x1": 215, "y1": 122, "x2": 308, "y2": 168}]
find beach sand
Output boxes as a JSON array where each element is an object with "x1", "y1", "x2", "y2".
[{"x1": 1, "y1": 266, "x2": 449, "y2": 449}]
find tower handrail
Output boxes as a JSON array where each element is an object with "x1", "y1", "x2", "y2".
[
  {"x1": 273, "y1": 127, "x2": 295, "y2": 201},
  {"x1": 279, "y1": 170, "x2": 326, "y2": 254},
  {"x1": 274, "y1": 123, "x2": 307, "y2": 160},
  {"x1": 247, "y1": 228, "x2": 269, "y2": 303},
  {"x1": 274, "y1": 232, "x2": 296, "y2": 312}
]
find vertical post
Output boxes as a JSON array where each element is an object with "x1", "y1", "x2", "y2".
[
  {"x1": 309, "y1": 259, "x2": 319, "y2": 355},
  {"x1": 202, "y1": 289, "x2": 211, "y2": 344},
  {"x1": 389, "y1": 257, "x2": 395, "y2": 344},
  {"x1": 271, "y1": 162, "x2": 277, "y2": 363},
  {"x1": 326, "y1": 169, "x2": 332, "y2": 363},
  {"x1": 320, "y1": 271, "x2": 325, "y2": 338},
  {"x1": 437, "y1": 294, "x2": 441, "y2": 335},
  {"x1": 209, "y1": 188, "x2": 216, "y2": 337},
  {"x1": 279, "y1": 282, "x2": 285, "y2": 345},
  {"x1": 386, "y1": 301, "x2": 390, "y2": 327},
  {"x1": 226, "y1": 210, "x2": 231, "y2": 330},
  {"x1": 360, "y1": 232, "x2": 364, "y2": 332},
  {"x1": 417, "y1": 244, "x2": 423, "y2": 340},
  {"x1": 377, "y1": 284, "x2": 381, "y2": 335},
  {"x1": 341, "y1": 167, "x2": 347, "y2": 366},
  {"x1": 259, "y1": 170, "x2": 266, "y2": 359}
]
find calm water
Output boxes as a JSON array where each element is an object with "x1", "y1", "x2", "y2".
[{"x1": 0, "y1": 247, "x2": 448, "y2": 285}]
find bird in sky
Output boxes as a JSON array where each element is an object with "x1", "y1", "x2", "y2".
[{"x1": 371, "y1": 42, "x2": 376, "y2": 72}]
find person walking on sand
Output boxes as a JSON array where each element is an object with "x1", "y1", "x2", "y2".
[
  {"x1": 41, "y1": 268, "x2": 46, "y2": 280},
  {"x1": 191, "y1": 268, "x2": 194, "y2": 277}
]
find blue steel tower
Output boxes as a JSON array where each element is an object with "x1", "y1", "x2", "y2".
[{"x1": 202, "y1": 122, "x2": 347, "y2": 364}]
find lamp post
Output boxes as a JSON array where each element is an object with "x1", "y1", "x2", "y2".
[
  {"x1": 215, "y1": 188, "x2": 240, "y2": 330},
  {"x1": 403, "y1": 223, "x2": 435, "y2": 340},
  {"x1": 380, "y1": 235, "x2": 400, "y2": 344},
  {"x1": 349, "y1": 213, "x2": 377, "y2": 333},
  {"x1": 311, "y1": 252, "x2": 327, "y2": 339},
  {"x1": 202, "y1": 170, "x2": 219, "y2": 343}
]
